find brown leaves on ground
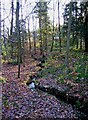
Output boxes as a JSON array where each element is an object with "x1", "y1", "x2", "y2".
[{"x1": 2, "y1": 56, "x2": 77, "y2": 119}]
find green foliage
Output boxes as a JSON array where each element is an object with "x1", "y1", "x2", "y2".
[
  {"x1": 73, "y1": 53, "x2": 88, "y2": 82},
  {"x1": 57, "y1": 75, "x2": 65, "y2": 84},
  {"x1": 57, "y1": 64, "x2": 72, "y2": 84},
  {"x1": 2, "y1": 45, "x2": 7, "y2": 56},
  {"x1": 38, "y1": 48, "x2": 88, "y2": 84},
  {"x1": 43, "y1": 62, "x2": 50, "y2": 67},
  {"x1": 75, "y1": 64, "x2": 88, "y2": 82},
  {"x1": 76, "y1": 100, "x2": 82, "y2": 108},
  {"x1": 57, "y1": 51, "x2": 88, "y2": 83},
  {"x1": 35, "y1": 80, "x2": 39, "y2": 85},
  {"x1": 2, "y1": 43, "x2": 13, "y2": 61},
  {"x1": 8, "y1": 59, "x2": 18, "y2": 65},
  {"x1": 3, "y1": 99, "x2": 9, "y2": 107},
  {"x1": 63, "y1": 2, "x2": 87, "y2": 50},
  {"x1": 3, "y1": 95, "x2": 9, "y2": 107},
  {"x1": 0, "y1": 76, "x2": 6, "y2": 83},
  {"x1": 37, "y1": 66, "x2": 58, "y2": 78}
]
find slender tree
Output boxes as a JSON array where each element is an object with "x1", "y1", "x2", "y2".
[
  {"x1": 34, "y1": 0, "x2": 49, "y2": 56},
  {"x1": 43, "y1": 1, "x2": 48, "y2": 54},
  {"x1": 10, "y1": 0, "x2": 14, "y2": 58},
  {"x1": 32, "y1": 15, "x2": 36, "y2": 54},
  {"x1": 75, "y1": 2, "x2": 78, "y2": 49},
  {"x1": 0, "y1": 0, "x2": 2, "y2": 76},
  {"x1": 0, "y1": 1, "x2": 2, "y2": 119},
  {"x1": 51, "y1": 0, "x2": 55, "y2": 52},
  {"x1": 16, "y1": 0, "x2": 21, "y2": 78},
  {"x1": 38, "y1": 1, "x2": 43, "y2": 55},
  {"x1": 10, "y1": 0, "x2": 14, "y2": 36},
  {"x1": 84, "y1": 11, "x2": 88, "y2": 52},
  {"x1": 28, "y1": 18, "x2": 31, "y2": 54},
  {"x1": 58, "y1": 0, "x2": 61, "y2": 52},
  {"x1": 21, "y1": 1, "x2": 25, "y2": 67},
  {"x1": 65, "y1": 2, "x2": 72, "y2": 69}
]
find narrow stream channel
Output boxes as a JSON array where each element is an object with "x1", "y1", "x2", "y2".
[{"x1": 26, "y1": 57, "x2": 88, "y2": 120}]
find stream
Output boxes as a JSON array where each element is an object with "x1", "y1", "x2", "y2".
[{"x1": 26, "y1": 57, "x2": 88, "y2": 120}]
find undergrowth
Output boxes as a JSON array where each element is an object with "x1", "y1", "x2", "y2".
[{"x1": 38, "y1": 49, "x2": 88, "y2": 83}]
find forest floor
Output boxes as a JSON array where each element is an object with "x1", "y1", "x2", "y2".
[{"x1": 1, "y1": 50, "x2": 88, "y2": 120}]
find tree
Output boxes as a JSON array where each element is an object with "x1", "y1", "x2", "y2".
[
  {"x1": 43, "y1": 1, "x2": 48, "y2": 53},
  {"x1": 27, "y1": 18, "x2": 31, "y2": 54},
  {"x1": 34, "y1": 0, "x2": 48, "y2": 56},
  {"x1": 58, "y1": 0, "x2": 61, "y2": 52},
  {"x1": 84, "y1": 2, "x2": 88, "y2": 52},
  {"x1": 38, "y1": 1, "x2": 43, "y2": 55},
  {"x1": 10, "y1": 0, "x2": 14, "y2": 36},
  {"x1": 63, "y1": 2, "x2": 79, "y2": 47},
  {"x1": 16, "y1": 0, "x2": 21, "y2": 78},
  {"x1": 50, "y1": 0, "x2": 55, "y2": 52},
  {"x1": 65, "y1": 2, "x2": 72, "y2": 70},
  {"x1": 79, "y1": 3, "x2": 84, "y2": 49},
  {"x1": 63, "y1": 1, "x2": 88, "y2": 52},
  {"x1": 20, "y1": 19, "x2": 26, "y2": 66},
  {"x1": 0, "y1": 0, "x2": 2, "y2": 77},
  {"x1": 10, "y1": 0, "x2": 14, "y2": 58},
  {"x1": 32, "y1": 15, "x2": 36, "y2": 54},
  {"x1": 0, "y1": 2, "x2": 2, "y2": 119}
]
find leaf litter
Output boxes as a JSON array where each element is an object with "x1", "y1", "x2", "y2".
[{"x1": 2, "y1": 56, "x2": 78, "y2": 119}]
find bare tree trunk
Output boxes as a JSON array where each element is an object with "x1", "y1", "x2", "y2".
[
  {"x1": 28, "y1": 18, "x2": 31, "y2": 54},
  {"x1": 45, "y1": 16, "x2": 47, "y2": 53},
  {"x1": 0, "y1": 1, "x2": 2, "y2": 76},
  {"x1": 65, "y1": 2, "x2": 72, "y2": 70},
  {"x1": 58, "y1": 0, "x2": 61, "y2": 52},
  {"x1": 50, "y1": 25, "x2": 54, "y2": 52},
  {"x1": 10, "y1": 0, "x2": 14, "y2": 58},
  {"x1": 32, "y1": 15, "x2": 36, "y2": 54},
  {"x1": 80, "y1": 5, "x2": 83, "y2": 50},
  {"x1": 16, "y1": 0, "x2": 21, "y2": 78},
  {"x1": 0, "y1": 1, "x2": 2, "y2": 120},
  {"x1": 44, "y1": 2, "x2": 47, "y2": 54},
  {"x1": 39, "y1": 2, "x2": 43, "y2": 56},
  {"x1": 33, "y1": 31, "x2": 36, "y2": 54},
  {"x1": 21, "y1": 33, "x2": 25, "y2": 67},
  {"x1": 51, "y1": 0, "x2": 54, "y2": 52},
  {"x1": 3, "y1": 4, "x2": 8, "y2": 61},
  {"x1": 21, "y1": 1, "x2": 25, "y2": 67},
  {"x1": 75, "y1": 4, "x2": 78, "y2": 49},
  {"x1": 10, "y1": 0, "x2": 14, "y2": 36},
  {"x1": 84, "y1": 11, "x2": 88, "y2": 52}
]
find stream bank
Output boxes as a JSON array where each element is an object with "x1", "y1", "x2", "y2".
[{"x1": 26, "y1": 57, "x2": 88, "y2": 120}]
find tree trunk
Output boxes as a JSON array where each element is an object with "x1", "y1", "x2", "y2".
[
  {"x1": 80, "y1": 5, "x2": 83, "y2": 50},
  {"x1": 10, "y1": 0, "x2": 14, "y2": 58},
  {"x1": 39, "y1": 2, "x2": 43, "y2": 56},
  {"x1": 44, "y1": 2, "x2": 47, "y2": 54},
  {"x1": 51, "y1": 0, "x2": 55, "y2": 52},
  {"x1": 32, "y1": 16, "x2": 36, "y2": 54},
  {"x1": 0, "y1": 1, "x2": 2, "y2": 76},
  {"x1": 33, "y1": 31, "x2": 36, "y2": 54},
  {"x1": 22, "y1": 34, "x2": 25, "y2": 67},
  {"x1": 84, "y1": 11, "x2": 88, "y2": 52},
  {"x1": 58, "y1": 0, "x2": 61, "y2": 52},
  {"x1": 16, "y1": 0, "x2": 21, "y2": 78},
  {"x1": 28, "y1": 19, "x2": 31, "y2": 54},
  {"x1": 75, "y1": 4, "x2": 78, "y2": 49},
  {"x1": 44, "y1": 14, "x2": 47, "y2": 53},
  {"x1": 0, "y1": 1, "x2": 2, "y2": 119},
  {"x1": 65, "y1": 2, "x2": 72, "y2": 69}
]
